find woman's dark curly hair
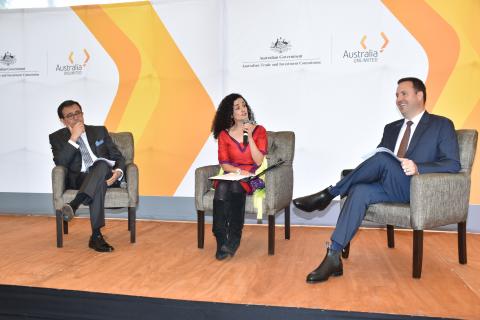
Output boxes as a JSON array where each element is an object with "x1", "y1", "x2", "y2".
[{"x1": 211, "y1": 93, "x2": 255, "y2": 139}]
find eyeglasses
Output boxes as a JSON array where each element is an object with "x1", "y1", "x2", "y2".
[{"x1": 63, "y1": 110, "x2": 83, "y2": 119}]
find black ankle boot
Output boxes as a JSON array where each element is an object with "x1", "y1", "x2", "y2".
[
  {"x1": 306, "y1": 246, "x2": 343, "y2": 283},
  {"x1": 215, "y1": 238, "x2": 229, "y2": 260},
  {"x1": 222, "y1": 192, "x2": 246, "y2": 256},
  {"x1": 213, "y1": 199, "x2": 229, "y2": 260}
]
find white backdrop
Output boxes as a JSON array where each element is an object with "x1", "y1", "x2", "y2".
[
  {"x1": 176, "y1": 0, "x2": 427, "y2": 197},
  {"x1": 1, "y1": 0, "x2": 428, "y2": 197},
  {"x1": 0, "y1": 7, "x2": 117, "y2": 193}
]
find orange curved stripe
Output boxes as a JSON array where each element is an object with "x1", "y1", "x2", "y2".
[
  {"x1": 87, "y1": 2, "x2": 215, "y2": 196},
  {"x1": 72, "y1": 5, "x2": 141, "y2": 132},
  {"x1": 381, "y1": 0, "x2": 460, "y2": 112}
]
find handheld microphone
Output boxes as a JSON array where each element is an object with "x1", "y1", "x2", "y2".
[{"x1": 242, "y1": 119, "x2": 256, "y2": 145}]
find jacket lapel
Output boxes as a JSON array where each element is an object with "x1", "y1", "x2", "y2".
[
  {"x1": 60, "y1": 127, "x2": 82, "y2": 171},
  {"x1": 389, "y1": 121, "x2": 403, "y2": 151},
  {"x1": 405, "y1": 111, "x2": 430, "y2": 157},
  {"x1": 61, "y1": 127, "x2": 71, "y2": 142}
]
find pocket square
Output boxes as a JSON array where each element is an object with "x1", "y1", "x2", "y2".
[{"x1": 95, "y1": 139, "x2": 104, "y2": 147}]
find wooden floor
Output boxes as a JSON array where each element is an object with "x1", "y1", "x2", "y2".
[{"x1": 1, "y1": 215, "x2": 479, "y2": 319}]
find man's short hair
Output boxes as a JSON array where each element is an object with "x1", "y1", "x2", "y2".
[
  {"x1": 57, "y1": 100, "x2": 82, "y2": 119},
  {"x1": 398, "y1": 77, "x2": 426, "y2": 104}
]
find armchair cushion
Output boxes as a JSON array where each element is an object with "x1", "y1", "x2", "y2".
[{"x1": 365, "y1": 203, "x2": 411, "y2": 228}]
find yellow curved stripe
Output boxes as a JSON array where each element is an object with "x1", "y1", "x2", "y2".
[
  {"x1": 72, "y1": 5, "x2": 142, "y2": 132},
  {"x1": 97, "y1": 2, "x2": 215, "y2": 195},
  {"x1": 424, "y1": 0, "x2": 480, "y2": 203}
]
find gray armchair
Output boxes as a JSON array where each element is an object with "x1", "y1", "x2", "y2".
[
  {"x1": 195, "y1": 131, "x2": 295, "y2": 255},
  {"x1": 341, "y1": 129, "x2": 478, "y2": 278},
  {"x1": 52, "y1": 132, "x2": 139, "y2": 248}
]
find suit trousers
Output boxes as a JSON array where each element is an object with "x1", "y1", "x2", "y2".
[
  {"x1": 75, "y1": 161, "x2": 113, "y2": 231},
  {"x1": 330, "y1": 153, "x2": 411, "y2": 247}
]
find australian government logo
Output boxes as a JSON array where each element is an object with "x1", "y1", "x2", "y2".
[
  {"x1": 0, "y1": 51, "x2": 40, "y2": 78},
  {"x1": 270, "y1": 37, "x2": 292, "y2": 53},
  {"x1": 343, "y1": 32, "x2": 389, "y2": 63},
  {"x1": 242, "y1": 37, "x2": 321, "y2": 69},
  {"x1": 0, "y1": 52, "x2": 17, "y2": 66},
  {"x1": 56, "y1": 49, "x2": 90, "y2": 76}
]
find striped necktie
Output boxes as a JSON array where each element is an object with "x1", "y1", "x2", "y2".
[{"x1": 77, "y1": 137, "x2": 94, "y2": 170}]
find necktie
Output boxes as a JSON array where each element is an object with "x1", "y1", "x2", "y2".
[
  {"x1": 397, "y1": 120, "x2": 413, "y2": 158},
  {"x1": 77, "y1": 137, "x2": 94, "y2": 170}
]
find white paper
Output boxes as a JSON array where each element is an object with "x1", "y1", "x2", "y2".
[
  {"x1": 94, "y1": 157, "x2": 116, "y2": 167},
  {"x1": 208, "y1": 172, "x2": 253, "y2": 181},
  {"x1": 362, "y1": 147, "x2": 401, "y2": 162}
]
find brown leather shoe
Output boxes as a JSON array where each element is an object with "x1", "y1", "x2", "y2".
[
  {"x1": 89, "y1": 235, "x2": 114, "y2": 252},
  {"x1": 306, "y1": 247, "x2": 343, "y2": 283},
  {"x1": 293, "y1": 187, "x2": 334, "y2": 212}
]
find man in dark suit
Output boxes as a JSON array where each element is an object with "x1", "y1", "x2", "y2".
[
  {"x1": 49, "y1": 100, "x2": 125, "y2": 252},
  {"x1": 293, "y1": 77, "x2": 460, "y2": 283}
]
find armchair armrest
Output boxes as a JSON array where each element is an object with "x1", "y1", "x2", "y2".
[
  {"x1": 264, "y1": 163, "x2": 293, "y2": 215},
  {"x1": 52, "y1": 165, "x2": 67, "y2": 210},
  {"x1": 195, "y1": 165, "x2": 220, "y2": 210},
  {"x1": 126, "y1": 163, "x2": 139, "y2": 207},
  {"x1": 410, "y1": 173, "x2": 470, "y2": 229}
]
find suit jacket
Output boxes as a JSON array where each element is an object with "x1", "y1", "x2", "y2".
[
  {"x1": 377, "y1": 111, "x2": 460, "y2": 174},
  {"x1": 49, "y1": 125, "x2": 126, "y2": 189}
]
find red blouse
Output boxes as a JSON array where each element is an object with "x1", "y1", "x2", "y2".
[{"x1": 216, "y1": 125, "x2": 268, "y2": 193}]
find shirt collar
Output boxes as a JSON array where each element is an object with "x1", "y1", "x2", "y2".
[{"x1": 405, "y1": 110, "x2": 425, "y2": 126}]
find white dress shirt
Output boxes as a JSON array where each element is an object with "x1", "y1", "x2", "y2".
[
  {"x1": 393, "y1": 110, "x2": 425, "y2": 156},
  {"x1": 68, "y1": 132, "x2": 123, "y2": 179}
]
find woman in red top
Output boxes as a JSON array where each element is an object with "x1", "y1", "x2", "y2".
[{"x1": 211, "y1": 93, "x2": 268, "y2": 260}]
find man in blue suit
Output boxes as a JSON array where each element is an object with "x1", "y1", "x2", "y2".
[{"x1": 293, "y1": 77, "x2": 460, "y2": 283}]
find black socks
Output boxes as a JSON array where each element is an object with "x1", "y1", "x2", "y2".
[
  {"x1": 92, "y1": 228, "x2": 101, "y2": 238},
  {"x1": 69, "y1": 192, "x2": 92, "y2": 210}
]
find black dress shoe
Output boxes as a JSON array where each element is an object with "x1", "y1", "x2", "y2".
[
  {"x1": 306, "y1": 248, "x2": 343, "y2": 283},
  {"x1": 89, "y1": 235, "x2": 114, "y2": 252},
  {"x1": 61, "y1": 203, "x2": 77, "y2": 222},
  {"x1": 293, "y1": 187, "x2": 334, "y2": 212}
]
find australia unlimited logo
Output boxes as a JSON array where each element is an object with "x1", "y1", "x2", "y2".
[
  {"x1": 343, "y1": 32, "x2": 389, "y2": 63},
  {"x1": 56, "y1": 49, "x2": 90, "y2": 75}
]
